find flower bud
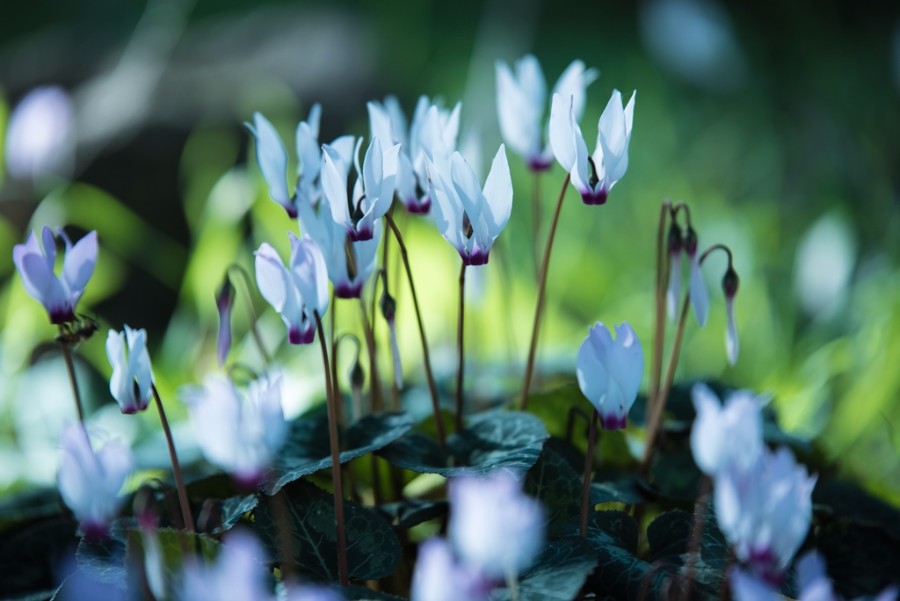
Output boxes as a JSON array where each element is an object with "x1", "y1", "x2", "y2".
[{"x1": 216, "y1": 276, "x2": 235, "y2": 366}]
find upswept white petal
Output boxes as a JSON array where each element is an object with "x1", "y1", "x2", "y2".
[
  {"x1": 549, "y1": 93, "x2": 577, "y2": 171},
  {"x1": 320, "y1": 144, "x2": 352, "y2": 227},
  {"x1": 254, "y1": 243, "x2": 289, "y2": 314},
  {"x1": 689, "y1": 255, "x2": 710, "y2": 326},
  {"x1": 575, "y1": 322, "x2": 643, "y2": 429},
  {"x1": 248, "y1": 113, "x2": 291, "y2": 210},
  {"x1": 61, "y1": 230, "x2": 98, "y2": 296},
  {"x1": 481, "y1": 145, "x2": 513, "y2": 236},
  {"x1": 551, "y1": 60, "x2": 599, "y2": 124},
  {"x1": 515, "y1": 54, "x2": 547, "y2": 114},
  {"x1": 368, "y1": 102, "x2": 395, "y2": 148},
  {"x1": 106, "y1": 325, "x2": 154, "y2": 413},
  {"x1": 571, "y1": 119, "x2": 593, "y2": 195},
  {"x1": 288, "y1": 232, "x2": 330, "y2": 318},
  {"x1": 576, "y1": 330, "x2": 611, "y2": 409},
  {"x1": 496, "y1": 61, "x2": 539, "y2": 159},
  {"x1": 597, "y1": 90, "x2": 635, "y2": 186},
  {"x1": 690, "y1": 384, "x2": 762, "y2": 476},
  {"x1": 426, "y1": 159, "x2": 464, "y2": 253}
]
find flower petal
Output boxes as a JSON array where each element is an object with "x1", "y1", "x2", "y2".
[{"x1": 248, "y1": 113, "x2": 291, "y2": 210}]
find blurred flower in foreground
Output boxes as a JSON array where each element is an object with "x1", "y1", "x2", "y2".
[
  {"x1": 182, "y1": 374, "x2": 287, "y2": 487},
  {"x1": 5, "y1": 85, "x2": 75, "y2": 181},
  {"x1": 576, "y1": 322, "x2": 644, "y2": 430},
  {"x1": 255, "y1": 233, "x2": 329, "y2": 344},
  {"x1": 496, "y1": 55, "x2": 598, "y2": 171},
  {"x1": 690, "y1": 384, "x2": 763, "y2": 477},
  {"x1": 411, "y1": 538, "x2": 490, "y2": 601},
  {"x1": 180, "y1": 530, "x2": 271, "y2": 601},
  {"x1": 13, "y1": 226, "x2": 98, "y2": 324},
  {"x1": 215, "y1": 276, "x2": 235, "y2": 365},
  {"x1": 106, "y1": 325, "x2": 154, "y2": 414},
  {"x1": 449, "y1": 472, "x2": 545, "y2": 580},
  {"x1": 549, "y1": 89, "x2": 635, "y2": 204},
  {"x1": 58, "y1": 423, "x2": 132, "y2": 538},
  {"x1": 427, "y1": 146, "x2": 513, "y2": 266}
]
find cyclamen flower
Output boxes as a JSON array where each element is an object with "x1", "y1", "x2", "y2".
[
  {"x1": 215, "y1": 276, "x2": 235, "y2": 366},
  {"x1": 684, "y1": 226, "x2": 710, "y2": 326},
  {"x1": 496, "y1": 55, "x2": 598, "y2": 171},
  {"x1": 182, "y1": 374, "x2": 288, "y2": 487},
  {"x1": 666, "y1": 222, "x2": 684, "y2": 320},
  {"x1": 58, "y1": 424, "x2": 132, "y2": 538},
  {"x1": 550, "y1": 89, "x2": 636, "y2": 204},
  {"x1": 13, "y1": 226, "x2": 98, "y2": 324},
  {"x1": 180, "y1": 530, "x2": 272, "y2": 601},
  {"x1": 105, "y1": 325, "x2": 154, "y2": 414},
  {"x1": 714, "y1": 447, "x2": 816, "y2": 582},
  {"x1": 255, "y1": 233, "x2": 329, "y2": 344},
  {"x1": 576, "y1": 322, "x2": 644, "y2": 430},
  {"x1": 320, "y1": 136, "x2": 400, "y2": 241},
  {"x1": 448, "y1": 473, "x2": 545, "y2": 580},
  {"x1": 411, "y1": 538, "x2": 490, "y2": 601},
  {"x1": 426, "y1": 146, "x2": 513, "y2": 266},
  {"x1": 723, "y1": 265, "x2": 740, "y2": 365},
  {"x1": 690, "y1": 383, "x2": 763, "y2": 477}
]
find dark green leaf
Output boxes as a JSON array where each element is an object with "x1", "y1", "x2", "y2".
[
  {"x1": 590, "y1": 475, "x2": 650, "y2": 506},
  {"x1": 524, "y1": 446, "x2": 582, "y2": 536},
  {"x1": 0, "y1": 487, "x2": 64, "y2": 532},
  {"x1": 649, "y1": 446, "x2": 702, "y2": 502},
  {"x1": 376, "y1": 499, "x2": 448, "y2": 530},
  {"x1": 266, "y1": 412, "x2": 414, "y2": 494},
  {"x1": 380, "y1": 411, "x2": 547, "y2": 477},
  {"x1": 0, "y1": 515, "x2": 77, "y2": 598},
  {"x1": 490, "y1": 538, "x2": 598, "y2": 601},
  {"x1": 525, "y1": 383, "x2": 587, "y2": 439},
  {"x1": 646, "y1": 506, "x2": 728, "y2": 595},
  {"x1": 344, "y1": 585, "x2": 408, "y2": 600},
  {"x1": 254, "y1": 479, "x2": 402, "y2": 581},
  {"x1": 216, "y1": 495, "x2": 259, "y2": 534},
  {"x1": 816, "y1": 518, "x2": 900, "y2": 599},
  {"x1": 813, "y1": 480, "x2": 900, "y2": 542}
]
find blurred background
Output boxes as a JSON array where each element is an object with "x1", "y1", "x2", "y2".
[{"x1": 0, "y1": 0, "x2": 898, "y2": 504}]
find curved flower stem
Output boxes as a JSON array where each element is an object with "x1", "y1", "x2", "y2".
[
  {"x1": 565, "y1": 406, "x2": 591, "y2": 445},
  {"x1": 384, "y1": 213, "x2": 445, "y2": 447},
  {"x1": 358, "y1": 296, "x2": 383, "y2": 413},
  {"x1": 520, "y1": 173, "x2": 570, "y2": 411},
  {"x1": 580, "y1": 409, "x2": 599, "y2": 537},
  {"x1": 680, "y1": 476, "x2": 711, "y2": 601},
  {"x1": 641, "y1": 291, "x2": 691, "y2": 472},
  {"x1": 314, "y1": 311, "x2": 349, "y2": 587},
  {"x1": 226, "y1": 264, "x2": 271, "y2": 365},
  {"x1": 150, "y1": 384, "x2": 195, "y2": 533},
  {"x1": 57, "y1": 333, "x2": 85, "y2": 423},
  {"x1": 456, "y1": 262, "x2": 467, "y2": 433},
  {"x1": 649, "y1": 201, "x2": 672, "y2": 409},
  {"x1": 329, "y1": 290, "x2": 345, "y2": 427}
]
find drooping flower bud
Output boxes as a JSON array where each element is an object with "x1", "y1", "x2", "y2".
[
  {"x1": 216, "y1": 276, "x2": 235, "y2": 366},
  {"x1": 684, "y1": 226, "x2": 709, "y2": 326},
  {"x1": 666, "y1": 222, "x2": 684, "y2": 321},
  {"x1": 722, "y1": 265, "x2": 740, "y2": 365},
  {"x1": 380, "y1": 287, "x2": 403, "y2": 391}
]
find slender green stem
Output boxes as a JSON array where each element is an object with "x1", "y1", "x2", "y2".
[
  {"x1": 565, "y1": 406, "x2": 590, "y2": 445},
  {"x1": 520, "y1": 173, "x2": 570, "y2": 410},
  {"x1": 314, "y1": 312, "x2": 349, "y2": 587},
  {"x1": 680, "y1": 476, "x2": 711, "y2": 601},
  {"x1": 150, "y1": 384, "x2": 195, "y2": 533},
  {"x1": 384, "y1": 213, "x2": 446, "y2": 447},
  {"x1": 329, "y1": 290, "x2": 344, "y2": 427},
  {"x1": 358, "y1": 296, "x2": 383, "y2": 412},
  {"x1": 57, "y1": 332, "x2": 85, "y2": 423},
  {"x1": 649, "y1": 201, "x2": 672, "y2": 408},
  {"x1": 226, "y1": 264, "x2": 271, "y2": 365},
  {"x1": 532, "y1": 170, "x2": 542, "y2": 279},
  {"x1": 580, "y1": 409, "x2": 599, "y2": 537},
  {"x1": 456, "y1": 262, "x2": 467, "y2": 432}
]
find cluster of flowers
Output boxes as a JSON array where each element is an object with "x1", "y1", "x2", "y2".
[{"x1": 411, "y1": 473, "x2": 545, "y2": 601}]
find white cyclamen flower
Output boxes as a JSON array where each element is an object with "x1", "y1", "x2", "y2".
[
  {"x1": 690, "y1": 383, "x2": 763, "y2": 477},
  {"x1": 411, "y1": 537, "x2": 490, "y2": 601},
  {"x1": 448, "y1": 472, "x2": 545, "y2": 580},
  {"x1": 715, "y1": 447, "x2": 816, "y2": 580},
  {"x1": 180, "y1": 530, "x2": 273, "y2": 601},
  {"x1": 576, "y1": 322, "x2": 644, "y2": 430},
  {"x1": 496, "y1": 55, "x2": 598, "y2": 171},
  {"x1": 255, "y1": 233, "x2": 330, "y2": 344},
  {"x1": 58, "y1": 423, "x2": 132, "y2": 538},
  {"x1": 684, "y1": 226, "x2": 710, "y2": 326},
  {"x1": 321, "y1": 136, "x2": 400, "y2": 241},
  {"x1": 106, "y1": 325, "x2": 154, "y2": 414},
  {"x1": 13, "y1": 226, "x2": 98, "y2": 324},
  {"x1": 427, "y1": 146, "x2": 513, "y2": 266},
  {"x1": 550, "y1": 89, "x2": 635, "y2": 204},
  {"x1": 182, "y1": 374, "x2": 288, "y2": 487}
]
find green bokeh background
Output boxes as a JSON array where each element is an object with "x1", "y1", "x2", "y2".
[{"x1": 0, "y1": 0, "x2": 898, "y2": 503}]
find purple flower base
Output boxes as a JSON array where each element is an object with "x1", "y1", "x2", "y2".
[{"x1": 581, "y1": 188, "x2": 608, "y2": 206}]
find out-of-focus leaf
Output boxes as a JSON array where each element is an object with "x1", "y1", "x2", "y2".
[
  {"x1": 344, "y1": 585, "x2": 408, "y2": 600},
  {"x1": 0, "y1": 515, "x2": 77, "y2": 598},
  {"x1": 254, "y1": 479, "x2": 402, "y2": 581},
  {"x1": 376, "y1": 499, "x2": 448, "y2": 530},
  {"x1": 216, "y1": 495, "x2": 259, "y2": 534},
  {"x1": 591, "y1": 474, "x2": 650, "y2": 506},
  {"x1": 813, "y1": 480, "x2": 900, "y2": 542},
  {"x1": 816, "y1": 518, "x2": 900, "y2": 599},
  {"x1": 380, "y1": 411, "x2": 547, "y2": 477},
  {"x1": 649, "y1": 446, "x2": 702, "y2": 502},
  {"x1": 490, "y1": 537, "x2": 598, "y2": 601},
  {"x1": 524, "y1": 446, "x2": 581, "y2": 536},
  {"x1": 0, "y1": 487, "x2": 64, "y2": 532},
  {"x1": 266, "y1": 412, "x2": 414, "y2": 494}
]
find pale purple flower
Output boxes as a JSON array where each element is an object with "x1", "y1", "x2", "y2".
[
  {"x1": 426, "y1": 145, "x2": 513, "y2": 266},
  {"x1": 411, "y1": 538, "x2": 491, "y2": 601},
  {"x1": 550, "y1": 89, "x2": 635, "y2": 204},
  {"x1": 13, "y1": 226, "x2": 98, "y2": 324},
  {"x1": 690, "y1": 384, "x2": 763, "y2": 477},
  {"x1": 715, "y1": 447, "x2": 816, "y2": 581},
  {"x1": 576, "y1": 322, "x2": 644, "y2": 430},
  {"x1": 496, "y1": 55, "x2": 598, "y2": 171},
  {"x1": 255, "y1": 233, "x2": 329, "y2": 344},
  {"x1": 321, "y1": 136, "x2": 400, "y2": 241},
  {"x1": 57, "y1": 423, "x2": 132, "y2": 538},
  {"x1": 730, "y1": 568, "x2": 781, "y2": 601},
  {"x1": 182, "y1": 374, "x2": 287, "y2": 487},
  {"x1": 105, "y1": 325, "x2": 154, "y2": 414},
  {"x1": 448, "y1": 473, "x2": 545, "y2": 579},
  {"x1": 180, "y1": 529, "x2": 272, "y2": 601},
  {"x1": 796, "y1": 551, "x2": 837, "y2": 601}
]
